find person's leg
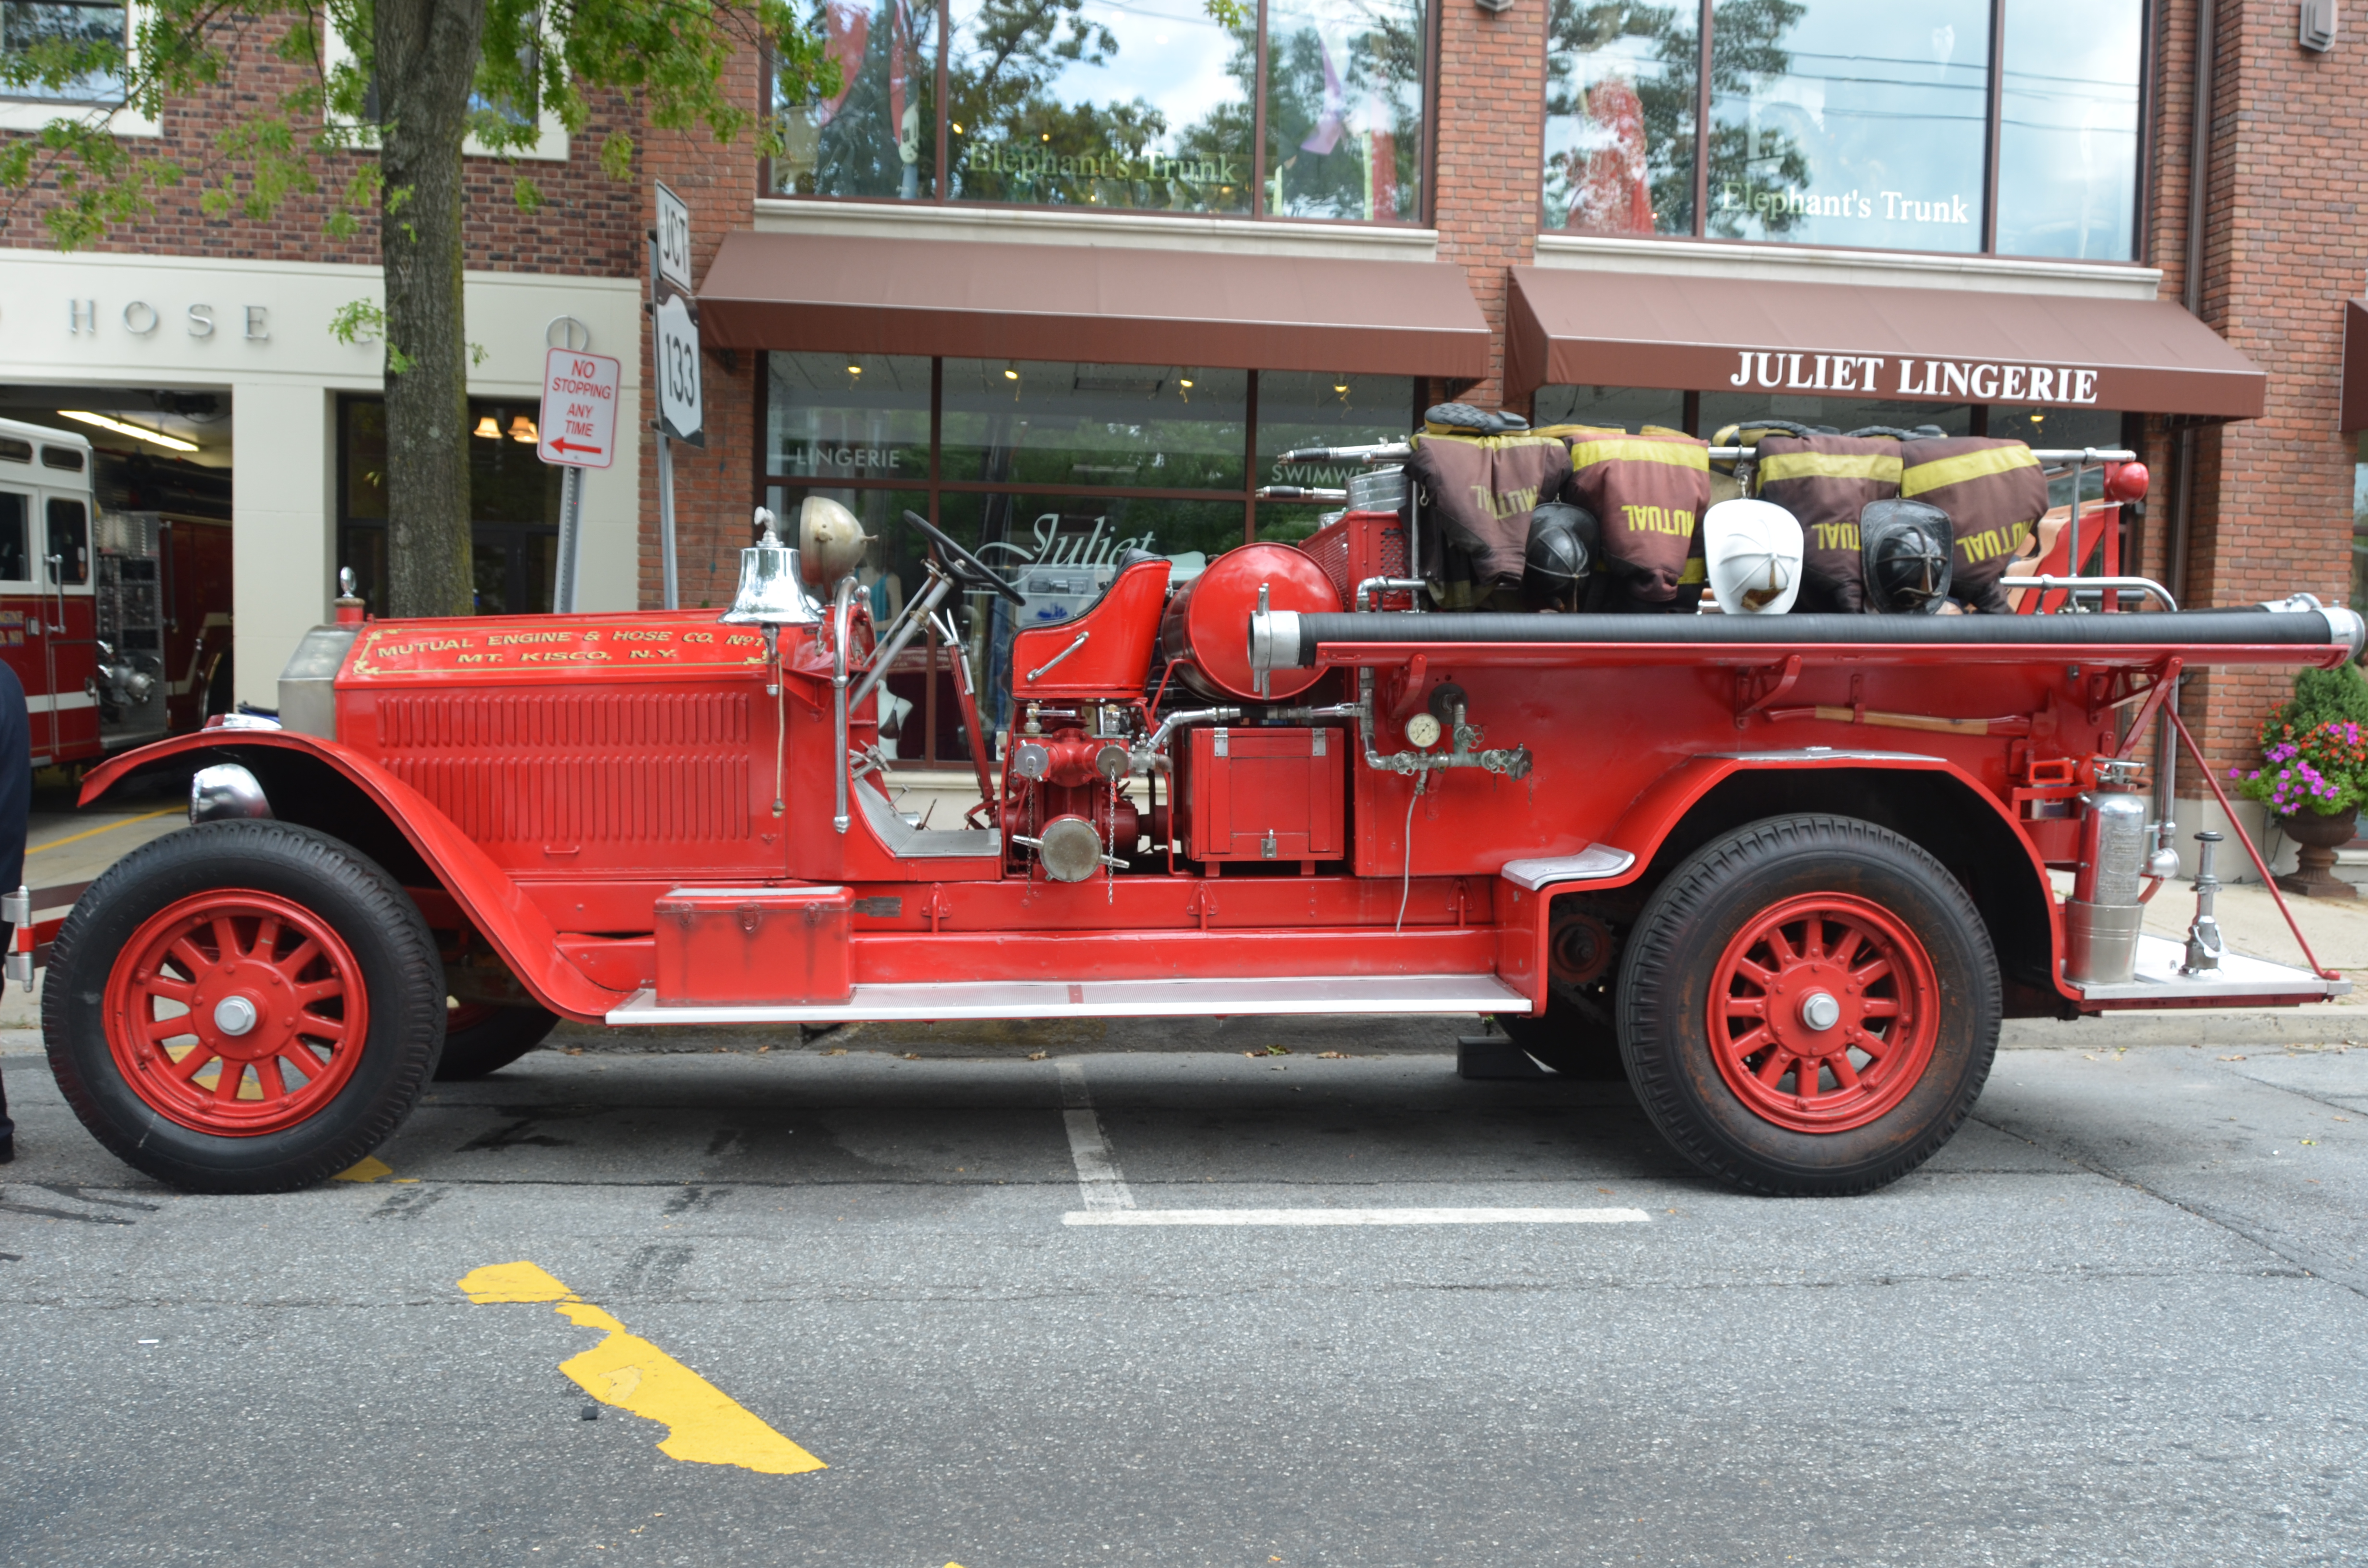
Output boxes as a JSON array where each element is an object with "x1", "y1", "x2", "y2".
[{"x1": 0, "y1": 1066, "x2": 13, "y2": 1163}]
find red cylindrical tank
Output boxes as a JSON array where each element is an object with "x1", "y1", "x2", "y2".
[{"x1": 1159, "y1": 542, "x2": 1342, "y2": 701}]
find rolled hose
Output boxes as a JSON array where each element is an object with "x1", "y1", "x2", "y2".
[{"x1": 1252, "y1": 604, "x2": 2368, "y2": 672}]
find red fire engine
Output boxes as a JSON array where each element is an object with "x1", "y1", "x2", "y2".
[
  {"x1": 25, "y1": 439, "x2": 2362, "y2": 1198},
  {"x1": 0, "y1": 416, "x2": 235, "y2": 769}
]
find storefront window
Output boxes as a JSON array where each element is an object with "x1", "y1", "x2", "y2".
[
  {"x1": 1262, "y1": 0, "x2": 1426, "y2": 223},
  {"x1": 2355, "y1": 440, "x2": 2368, "y2": 618},
  {"x1": 767, "y1": 352, "x2": 933, "y2": 480},
  {"x1": 1542, "y1": 0, "x2": 1697, "y2": 235},
  {"x1": 1, "y1": 0, "x2": 126, "y2": 101},
  {"x1": 940, "y1": 359, "x2": 1247, "y2": 492},
  {"x1": 947, "y1": 0, "x2": 1252, "y2": 213},
  {"x1": 1253, "y1": 370, "x2": 1418, "y2": 540},
  {"x1": 336, "y1": 397, "x2": 562, "y2": 617},
  {"x1": 1992, "y1": 0, "x2": 2140, "y2": 260},
  {"x1": 776, "y1": 0, "x2": 1426, "y2": 223},
  {"x1": 1532, "y1": 384, "x2": 1686, "y2": 431},
  {"x1": 1697, "y1": 390, "x2": 1971, "y2": 437},
  {"x1": 772, "y1": 0, "x2": 940, "y2": 198},
  {"x1": 1546, "y1": 0, "x2": 2142, "y2": 259}
]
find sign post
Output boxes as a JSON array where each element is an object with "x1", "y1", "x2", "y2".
[
  {"x1": 537, "y1": 343, "x2": 621, "y2": 613},
  {"x1": 651, "y1": 182, "x2": 704, "y2": 612}
]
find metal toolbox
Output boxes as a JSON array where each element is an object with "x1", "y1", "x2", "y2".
[
  {"x1": 653, "y1": 885, "x2": 853, "y2": 1006},
  {"x1": 1178, "y1": 726, "x2": 1346, "y2": 864}
]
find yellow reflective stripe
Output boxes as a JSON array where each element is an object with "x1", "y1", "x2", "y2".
[
  {"x1": 1900, "y1": 444, "x2": 2039, "y2": 495},
  {"x1": 1566, "y1": 439, "x2": 1710, "y2": 472},
  {"x1": 1758, "y1": 451, "x2": 1902, "y2": 485},
  {"x1": 1679, "y1": 558, "x2": 1707, "y2": 583}
]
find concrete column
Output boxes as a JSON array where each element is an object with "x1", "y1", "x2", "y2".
[{"x1": 231, "y1": 380, "x2": 334, "y2": 709}]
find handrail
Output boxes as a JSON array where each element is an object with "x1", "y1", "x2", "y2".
[
  {"x1": 830, "y1": 576, "x2": 858, "y2": 835},
  {"x1": 2006, "y1": 574, "x2": 2179, "y2": 612}
]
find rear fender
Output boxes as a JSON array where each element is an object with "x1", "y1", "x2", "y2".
[
  {"x1": 1510, "y1": 753, "x2": 2061, "y2": 1017},
  {"x1": 78, "y1": 732, "x2": 623, "y2": 1020}
]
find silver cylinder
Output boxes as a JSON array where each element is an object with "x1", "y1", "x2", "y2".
[
  {"x1": 2074, "y1": 790, "x2": 2150, "y2": 907},
  {"x1": 2064, "y1": 898, "x2": 2145, "y2": 985}
]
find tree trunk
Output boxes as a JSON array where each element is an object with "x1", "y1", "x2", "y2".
[{"x1": 375, "y1": 0, "x2": 487, "y2": 618}]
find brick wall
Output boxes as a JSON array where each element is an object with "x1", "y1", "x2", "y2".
[
  {"x1": 1430, "y1": 0, "x2": 1547, "y2": 414},
  {"x1": 2146, "y1": 0, "x2": 2367, "y2": 789},
  {"x1": 0, "y1": 19, "x2": 642, "y2": 276}
]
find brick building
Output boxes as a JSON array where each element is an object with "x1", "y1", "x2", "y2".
[{"x1": 6, "y1": 0, "x2": 2361, "y2": 827}]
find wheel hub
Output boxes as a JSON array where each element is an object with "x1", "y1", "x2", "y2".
[{"x1": 1704, "y1": 892, "x2": 1940, "y2": 1135}]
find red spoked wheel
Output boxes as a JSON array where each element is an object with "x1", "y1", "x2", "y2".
[
  {"x1": 1706, "y1": 893, "x2": 1938, "y2": 1134},
  {"x1": 103, "y1": 890, "x2": 370, "y2": 1136}
]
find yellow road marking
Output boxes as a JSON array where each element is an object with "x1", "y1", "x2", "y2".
[
  {"x1": 333, "y1": 1156, "x2": 394, "y2": 1183},
  {"x1": 458, "y1": 1261, "x2": 826, "y2": 1476},
  {"x1": 28, "y1": 807, "x2": 178, "y2": 855}
]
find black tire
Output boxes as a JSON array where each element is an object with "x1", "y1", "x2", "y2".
[
  {"x1": 43, "y1": 821, "x2": 445, "y2": 1193},
  {"x1": 436, "y1": 1004, "x2": 560, "y2": 1080},
  {"x1": 1618, "y1": 814, "x2": 1999, "y2": 1196},
  {"x1": 1490, "y1": 1001, "x2": 1624, "y2": 1080}
]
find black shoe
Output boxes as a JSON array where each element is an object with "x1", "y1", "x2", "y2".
[{"x1": 0, "y1": 1136, "x2": 13, "y2": 1164}]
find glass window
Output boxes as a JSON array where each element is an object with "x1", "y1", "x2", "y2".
[
  {"x1": 1542, "y1": 0, "x2": 1697, "y2": 234},
  {"x1": 767, "y1": 352, "x2": 933, "y2": 481},
  {"x1": 2355, "y1": 438, "x2": 2368, "y2": 619},
  {"x1": 1, "y1": 0, "x2": 125, "y2": 102},
  {"x1": 336, "y1": 396, "x2": 561, "y2": 615},
  {"x1": 1699, "y1": 390, "x2": 1971, "y2": 436},
  {"x1": 1992, "y1": 0, "x2": 2139, "y2": 259},
  {"x1": 1532, "y1": 384, "x2": 1687, "y2": 431},
  {"x1": 1262, "y1": 0, "x2": 1427, "y2": 223},
  {"x1": 774, "y1": 0, "x2": 939, "y2": 198},
  {"x1": 1253, "y1": 371, "x2": 1414, "y2": 540},
  {"x1": 0, "y1": 491, "x2": 27, "y2": 581},
  {"x1": 1707, "y1": 0, "x2": 1989, "y2": 250},
  {"x1": 45, "y1": 496, "x2": 88, "y2": 585},
  {"x1": 948, "y1": 0, "x2": 1253, "y2": 214},
  {"x1": 940, "y1": 359, "x2": 1246, "y2": 491}
]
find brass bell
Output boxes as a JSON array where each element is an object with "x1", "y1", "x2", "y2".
[{"x1": 722, "y1": 508, "x2": 821, "y2": 626}]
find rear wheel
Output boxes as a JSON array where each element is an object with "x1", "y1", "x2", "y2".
[
  {"x1": 436, "y1": 1002, "x2": 560, "y2": 1080},
  {"x1": 1618, "y1": 814, "x2": 1998, "y2": 1195},
  {"x1": 44, "y1": 821, "x2": 444, "y2": 1193}
]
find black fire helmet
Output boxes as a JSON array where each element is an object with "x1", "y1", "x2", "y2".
[
  {"x1": 1859, "y1": 498, "x2": 1955, "y2": 613},
  {"x1": 1523, "y1": 501, "x2": 1598, "y2": 608}
]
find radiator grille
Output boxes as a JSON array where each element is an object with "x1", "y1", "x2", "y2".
[{"x1": 375, "y1": 693, "x2": 753, "y2": 843}]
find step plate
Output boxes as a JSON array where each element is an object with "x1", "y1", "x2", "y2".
[
  {"x1": 2073, "y1": 931, "x2": 2351, "y2": 1004},
  {"x1": 607, "y1": 973, "x2": 1529, "y2": 1026}
]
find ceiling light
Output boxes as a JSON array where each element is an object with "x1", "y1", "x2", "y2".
[
  {"x1": 951, "y1": 122, "x2": 963, "y2": 134},
  {"x1": 509, "y1": 415, "x2": 537, "y2": 443},
  {"x1": 473, "y1": 416, "x2": 500, "y2": 439},
  {"x1": 1004, "y1": 365, "x2": 1019, "y2": 381},
  {"x1": 847, "y1": 364, "x2": 863, "y2": 376},
  {"x1": 57, "y1": 410, "x2": 198, "y2": 453}
]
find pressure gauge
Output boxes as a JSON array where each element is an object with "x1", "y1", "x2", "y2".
[{"x1": 1405, "y1": 711, "x2": 1442, "y2": 748}]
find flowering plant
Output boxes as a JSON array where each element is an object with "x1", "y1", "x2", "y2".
[{"x1": 2232, "y1": 718, "x2": 2368, "y2": 817}]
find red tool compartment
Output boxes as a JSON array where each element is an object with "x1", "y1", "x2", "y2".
[
  {"x1": 1303, "y1": 509, "x2": 1411, "y2": 611},
  {"x1": 1177, "y1": 725, "x2": 1346, "y2": 865},
  {"x1": 653, "y1": 885, "x2": 853, "y2": 1006}
]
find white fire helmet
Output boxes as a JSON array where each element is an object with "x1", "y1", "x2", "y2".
[{"x1": 1703, "y1": 498, "x2": 1804, "y2": 615}]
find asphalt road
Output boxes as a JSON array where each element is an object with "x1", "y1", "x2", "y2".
[{"x1": 3, "y1": 1023, "x2": 2365, "y2": 1568}]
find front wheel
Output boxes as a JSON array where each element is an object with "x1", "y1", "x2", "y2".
[
  {"x1": 44, "y1": 821, "x2": 446, "y2": 1193},
  {"x1": 1618, "y1": 814, "x2": 1999, "y2": 1195}
]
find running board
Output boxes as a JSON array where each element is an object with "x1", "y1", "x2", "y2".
[
  {"x1": 606, "y1": 973, "x2": 1528, "y2": 1026},
  {"x1": 2071, "y1": 932, "x2": 2350, "y2": 1006}
]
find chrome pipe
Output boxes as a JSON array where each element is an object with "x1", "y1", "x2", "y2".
[
  {"x1": 2015, "y1": 575, "x2": 2178, "y2": 612},
  {"x1": 848, "y1": 569, "x2": 953, "y2": 716},
  {"x1": 831, "y1": 576, "x2": 858, "y2": 835}
]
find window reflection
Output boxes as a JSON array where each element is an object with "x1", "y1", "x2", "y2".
[
  {"x1": 1254, "y1": 370, "x2": 1415, "y2": 539},
  {"x1": 1262, "y1": 0, "x2": 1427, "y2": 223},
  {"x1": 1706, "y1": 0, "x2": 1988, "y2": 251},
  {"x1": 1533, "y1": 384, "x2": 1687, "y2": 431},
  {"x1": 1, "y1": 0, "x2": 126, "y2": 101},
  {"x1": 767, "y1": 352, "x2": 933, "y2": 480},
  {"x1": 773, "y1": 0, "x2": 938, "y2": 198},
  {"x1": 1542, "y1": 0, "x2": 1697, "y2": 234},
  {"x1": 940, "y1": 359, "x2": 1247, "y2": 492},
  {"x1": 1993, "y1": 0, "x2": 2139, "y2": 259},
  {"x1": 947, "y1": 0, "x2": 1254, "y2": 213}
]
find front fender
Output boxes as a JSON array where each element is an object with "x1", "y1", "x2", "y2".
[{"x1": 80, "y1": 731, "x2": 624, "y2": 1021}]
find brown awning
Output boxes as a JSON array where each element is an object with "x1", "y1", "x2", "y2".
[
  {"x1": 1507, "y1": 267, "x2": 2266, "y2": 420},
  {"x1": 699, "y1": 231, "x2": 1492, "y2": 378}
]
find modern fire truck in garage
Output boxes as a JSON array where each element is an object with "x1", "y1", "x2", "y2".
[{"x1": 25, "y1": 427, "x2": 2360, "y2": 1199}]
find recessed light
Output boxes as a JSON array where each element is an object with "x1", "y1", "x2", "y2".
[{"x1": 56, "y1": 410, "x2": 198, "y2": 453}]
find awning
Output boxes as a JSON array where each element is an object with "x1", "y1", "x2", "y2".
[
  {"x1": 699, "y1": 231, "x2": 1492, "y2": 378},
  {"x1": 1507, "y1": 268, "x2": 2266, "y2": 420}
]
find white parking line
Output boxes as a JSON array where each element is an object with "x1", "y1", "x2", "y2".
[
  {"x1": 1062, "y1": 1208, "x2": 1654, "y2": 1227},
  {"x1": 1055, "y1": 1059, "x2": 1136, "y2": 1211}
]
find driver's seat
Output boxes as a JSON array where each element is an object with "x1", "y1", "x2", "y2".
[{"x1": 1008, "y1": 556, "x2": 1172, "y2": 700}]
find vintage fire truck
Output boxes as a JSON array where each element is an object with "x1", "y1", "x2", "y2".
[{"x1": 26, "y1": 442, "x2": 2363, "y2": 1198}]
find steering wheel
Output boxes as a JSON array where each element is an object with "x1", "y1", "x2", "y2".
[{"x1": 903, "y1": 511, "x2": 1026, "y2": 607}]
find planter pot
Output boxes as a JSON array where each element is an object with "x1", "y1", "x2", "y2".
[{"x1": 2275, "y1": 805, "x2": 2360, "y2": 900}]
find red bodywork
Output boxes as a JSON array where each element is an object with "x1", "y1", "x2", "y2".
[{"x1": 77, "y1": 519, "x2": 2358, "y2": 1029}]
